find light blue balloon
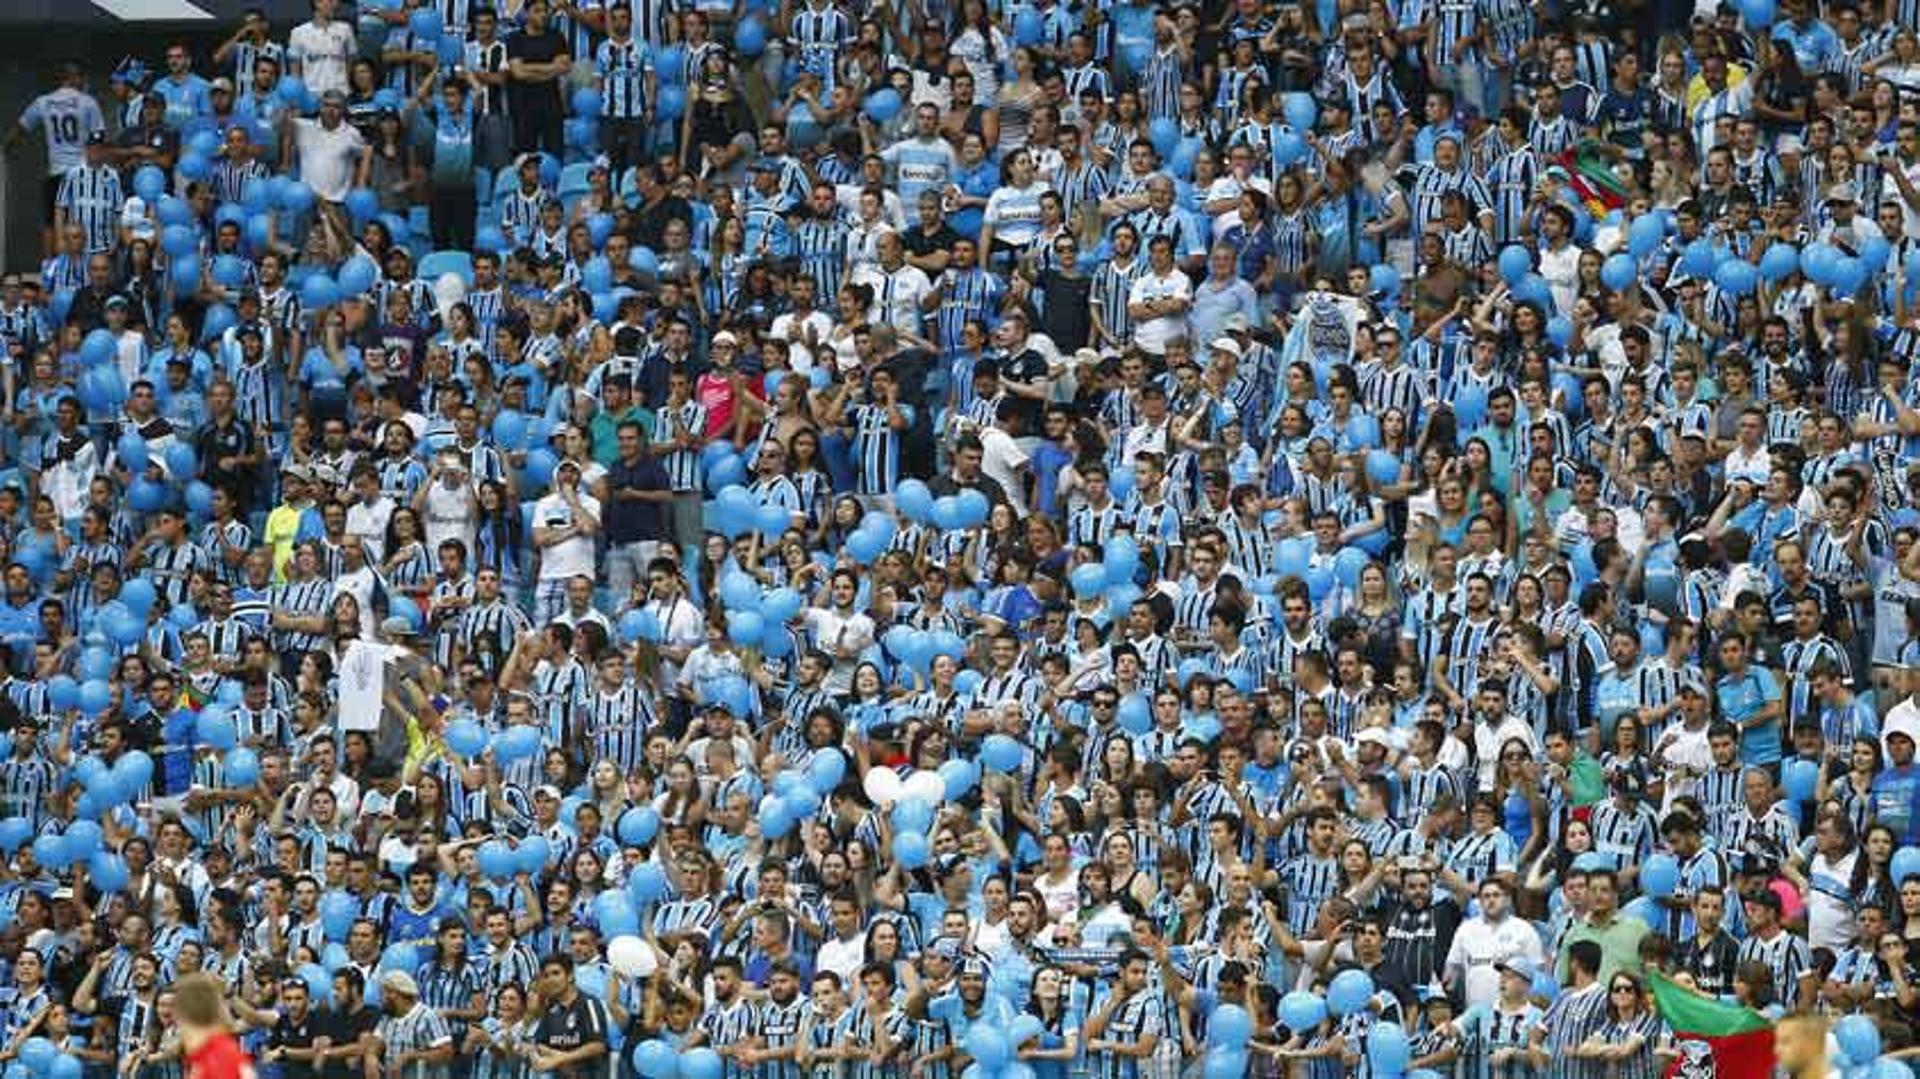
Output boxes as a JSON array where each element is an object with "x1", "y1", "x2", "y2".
[
  {"x1": 1327, "y1": 968, "x2": 1374, "y2": 1015},
  {"x1": 892, "y1": 830, "x2": 931, "y2": 868},
  {"x1": 981, "y1": 734, "x2": 1023, "y2": 774}
]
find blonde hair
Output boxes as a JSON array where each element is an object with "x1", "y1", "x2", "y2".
[{"x1": 172, "y1": 971, "x2": 228, "y2": 1029}]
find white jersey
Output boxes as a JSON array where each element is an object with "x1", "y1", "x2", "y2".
[
  {"x1": 18, "y1": 88, "x2": 105, "y2": 176},
  {"x1": 1870, "y1": 556, "x2": 1920, "y2": 666}
]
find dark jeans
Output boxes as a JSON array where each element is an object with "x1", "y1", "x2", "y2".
[
  {"x1": 601, "y1": 117, "x2": 649, "y2": 180},
  {"x1": 431, "y1": 182, "x2": 477, "y2": 252},
  {"x1": 512, "y1": 97, "x2": 565, "y2": 157},
  {"x1": 475, "y1": 112, "x2": 512, "y2": 172}
]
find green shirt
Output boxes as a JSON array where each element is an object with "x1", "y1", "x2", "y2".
[
  {"x1": 590, "y1": 406, "x2": 650, "y2": 465},
  {"x1": 1556, "y1": 912, "x2": 1648, "y2": 987}
]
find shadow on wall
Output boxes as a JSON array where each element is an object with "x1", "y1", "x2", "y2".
[{"x1": 0, "y1": 22, "x2": 268, "y2": 276}]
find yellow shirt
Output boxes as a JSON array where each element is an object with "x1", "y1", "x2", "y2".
[
  {"x1": 1685, "y1": 64, "x2": 1750, "y2": 114},
  {"x1": 262, "y1": 501, "x2": 307, "y2": 581}
]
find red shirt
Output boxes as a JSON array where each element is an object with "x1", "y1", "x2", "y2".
[
  {"x1": 696, "y1": 370, "x2": 737, "y2": 439},
  {"x1": 186, "y1": 1033, "x2": 254, "y2": 1079}
]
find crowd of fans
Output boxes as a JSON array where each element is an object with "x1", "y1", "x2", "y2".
[{"x1": 2, "y1": 0, "x2": 1920, "y2": 1076}]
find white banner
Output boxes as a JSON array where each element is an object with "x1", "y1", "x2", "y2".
[{"x1": 338, "y1": 640, "x2": 390, "y2": 731}]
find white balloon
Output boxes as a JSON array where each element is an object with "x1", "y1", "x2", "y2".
[
  {"x1": 607, "y1": 935, "x2": 655, "y2": 977},
  {"x1": 903, "y1": 770, "x2": 946, "y2": 804},
  {"x1": 863, "y1": 767, "x2": 904, "y2": 805}
]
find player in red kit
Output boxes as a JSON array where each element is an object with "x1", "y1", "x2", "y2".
[{"x1": 174, "y1": 973, "x2": 256, "y2": 1079}]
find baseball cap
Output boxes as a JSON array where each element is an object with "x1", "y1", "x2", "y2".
[
  {"x1": 1495, "y1": 955, "x2": 1539, "y2": 981},
  {"x1": 534, "y1": 784, "x2": 563, "y2": 800},
  {"x1": 1208, "y1": 336, "x2": 1243, "y2": 359},
  {"x1": 211, "y1": 78, "x2": 234, "y2": 93}
]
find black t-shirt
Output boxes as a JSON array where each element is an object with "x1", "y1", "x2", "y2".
[
  {"x1": 629, "y1": 196, "x2": 693, "y2": 251},
  {"x1": 317, "y1": 1004, "x2": 380, "y2": 1079},
  {"x1": 269, "y1": 1009, "x2": 323, "y2": 1079},
  {"x1": 505, "y1": 30, "x2": 570, "y2": 110},
  {"x1": 534, "y1": 994, "x2": 611, "y2": 1079},
  {"x1": 997, "y1": 347, "x2": 1050, "y2": 431},
  {"x1": 196, "y1": 416, "x2": 258, "y2": 507},
  {"x1": 904, "y1": 223, "x2": 961, "y2": 263},
  {"x1": 1377, "y1": 895, "x2": 1462, "y2": 986},
  {"x1": 604, "y1": 452, "x2": 672, "y2": 545},
  {"x1": 1033, "y1": 269, "x2": 1092, "y2": 353}
]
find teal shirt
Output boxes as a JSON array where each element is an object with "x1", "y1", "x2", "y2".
[
  {"x1": 1716, "y1": 665, "x2": 1783, "y2": 765},
  {"x1": 1471, "y1": 422, "x2": 1521, "y2": 494}
]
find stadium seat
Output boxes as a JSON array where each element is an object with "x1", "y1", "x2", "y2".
[{"x1": 418, "y1": 250, "x2": 474, "y2": 287}]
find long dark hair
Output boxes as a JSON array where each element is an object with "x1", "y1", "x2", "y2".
[
  {"x1": 476, "y1": 479, "x2": 523, "y2": 567},
  {"x1": 953, "y1": 0, "x2": 998, "y2": 65}
]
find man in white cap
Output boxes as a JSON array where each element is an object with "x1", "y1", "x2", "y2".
[
  {"x1": 530, "y1": 457, "x2": 601, "y2": 625},
  {"x1": 367, "y1": 970, "x2": 453, "y2": 1079},
  {"x1": 1818, "y1": 181, "x2": 1882, "y2": 251}
]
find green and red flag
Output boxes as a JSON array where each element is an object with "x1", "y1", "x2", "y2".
[
  {"x1": 1559, "y1": 143, "x2": 1630, "y2": 216},
  {"x1": 1648, "y1": 971, "x2": 1775, "y2": 1079}
]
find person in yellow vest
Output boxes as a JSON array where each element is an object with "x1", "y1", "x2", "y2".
[{"x1": 263, "y1": 463, "x2": 320, "y2": 581}]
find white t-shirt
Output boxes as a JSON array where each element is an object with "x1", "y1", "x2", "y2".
[
  {"x1": 422, "y1": 480, "x2": 477, "y2": 558},
  {"x1": 289, "y1": 19, "x2": 357, "y2": 96},
  {"x1": 1723, "y1": 442, "x2": 1772, "y2": 485},
  {"x1": 1807, "y1": 849, "x2": 1859, "y2": 952},
  {"x1": 1445, "y1": 915, "x2": 1544, "y2": 1011},
  {"x1": 1033, "y1": 866, "x2": 1080, "y2": 923},
  {"x1": 1128, "y1": 269, "x2": 1191, "y2": 355},
  {"x1": 802, "y1": 606, "x2": 876, "y2": 693},
  {"x1": 1538, "y1": 241, "x2": 1581, "y2": 316},
  {"x1": 852, "y1": 263, "x2": 932, "y2": 338},
  {"x1": 18, "y1": 87, "x2": 105, "y2": 177},
  {"x1": 816, "y1": 933, "x2": 868, "y2": 983},
  {"x1": 1657, "y1": 722, "x2": 1713, "y2": 815},
  {"x1": 291, "y1": 118, "x2": 366, "y2": 202},
  {"x1": 533, "y1": 491, "x2": 601, "y2": 581},
  {"x1": 345, "y1": 495, "x2": 395, "y2": 563},
  {"x1": 1870, "y1": 555, "x2": 1920, "y2": 665},
  {"x1": 979, "y1": 425, "x2": 1029, "y2": 517},
  {"x1": 768, "y1": 310, "x2": 833, "y2": 370},
  {"x1": 644, "y1": 593, "x2": 706, "y2": 691}
]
